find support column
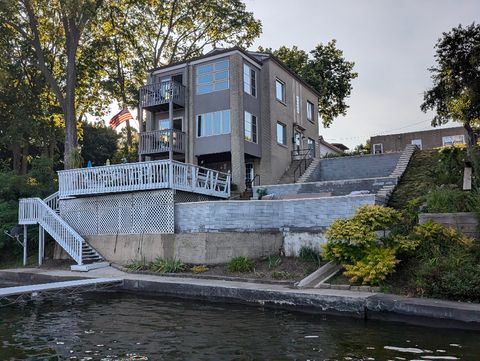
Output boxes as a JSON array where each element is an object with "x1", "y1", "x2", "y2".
[
  {"x1": 230, "y1": 54, "x2": 246, "y2": 192},
  {"x1": 38, "y1": 225, "x2": 44, "y2": 266},
  {"x1": 23, "y1": 225, "x2": 27, "y2": 266}
]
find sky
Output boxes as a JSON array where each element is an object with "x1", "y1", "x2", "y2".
[{"x1": 245, "y1": 0, "x2": 480, "y2": 148}]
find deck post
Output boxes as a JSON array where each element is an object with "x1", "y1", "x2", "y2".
[
  {"x1": 23, "y1": 225, "x2": 27, "y2": 266},
  {"x1": 38, "y1": 225, "x2": 44, "y2": 266},
  {"x1": 168, "y1": 85, "x2": 174, "y2": 162}
]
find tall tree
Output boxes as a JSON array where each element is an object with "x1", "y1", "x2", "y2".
[
  {"x1": 421, "y1": 23, "x2": 480, "y2": 158},
  {"x1": 262, "y1": 41, "x2": 358, "y2": 127},
  {"x1": 2, "y1": 0, "x2": 104, "y2": 169}
]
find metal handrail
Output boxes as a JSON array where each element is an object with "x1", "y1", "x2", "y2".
[
  {"x1": 293, "y1": 148, "x2": 314, "y2": 183},
  {"x1": 245, "y1": 174, "x2": 261, "y2": 189},
  {"x1": 18, "y1": 197, "x2": 84, "y2": 265}
]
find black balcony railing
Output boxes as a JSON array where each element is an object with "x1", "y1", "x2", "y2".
[
  {"x1": 139, "y1": 80, "x2": 185, "y2": 109},
  {"x1": 139, "y1": 129, "x2": 186, "y2": 156}
]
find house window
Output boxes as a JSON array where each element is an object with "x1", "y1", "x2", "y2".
[
  {"x1": 197, "y1": 110, "x2": 231, "y2": 137},
  {"x1": 307, "y1": 100, "x2": 314, "y2": 122},
  {"x1": 296, "y1": 96, "x2": 300, "y2": 114},
  {"x1": 308, "y1": 138, "x2": 315, "y2": 157},
  {"x1": 442, "y1": 135, "x2": 465, "y2": 146},
  {"x1": 411, "y1": 139, "x2": 423, "y2": 150},
  {"x1": 373, "y1": 143, "x2": 383, "y2": 154},
  {"x1": 196, "y1": 60, "x2": 229, "y2": 94},
  {"x1": 243, "y1": 64, "x2": 256, "y2": 96},
  {"x1": 276, "y1": 122, "x2": 286, "y2": 145},
  {"x1": 244, "y1": 111, "x2": 257, "y2": 143},
  {"x1": 275, "y1": 79, "x2": 285, "y2": 103}
]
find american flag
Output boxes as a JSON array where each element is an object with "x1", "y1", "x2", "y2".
[{"x1": 109, "y1": 108, "x2": 133, "y2": 129}]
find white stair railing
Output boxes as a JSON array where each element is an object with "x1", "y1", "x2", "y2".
[
  {"x1": 18, "y1": 197, "x2": 84, "y2": 265},
  {"x1": 43, "y1": 191, "x2": 59, "y2": 212}
]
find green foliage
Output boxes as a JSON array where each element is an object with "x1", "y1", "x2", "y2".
[
  {"x1": 226, "y1": 256, "x2": 255, "y2": 273},
  {"x1": 256, "y1": 188, "x2": 268, "y2": 200},
  {"x1": 267, "y1": 255, "x2": 282, "y2": 269},
  {"x1": 263, "y1": 41, "x2": 358, "y2": 127},
  {"x1": 421, "y1": 23, "x2": 480, "y2": 150},
  {"x1": 151, "y1": 257, "x2": 186, "y2": 273},
  {"x1": 424, "y1": 185, "x2": 469, "y2": 213},
  {"x1": 324, "y1": 205, "x2": 415, "y2": 285},
  {"x1": 435, "y1": 145, "x2": 466, "y2": 186},
  {"x1": 298, "y1": 246, "x2": 322, "y2": 266},
  {"x1": 191, "y1": 265, "x2": 209, "y2": 273},
  {"x1": 397, "y1": 221, "x2": 480, "y2": 301},
  {"x1": 80, "y1": 122, "x2": 120, "y2": 166},
  {"x1": 125, "y1": 258, "x2": 149, "y2": 272}
]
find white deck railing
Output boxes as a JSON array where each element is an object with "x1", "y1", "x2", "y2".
[
  {"x1": 18, "y1": 198, "x2": 84, "y2": 265},
  {"x1": 139, "y1": 129, "x2": 186, "y2": 156},
  {"x1": 57, "y1": 160, "x2": 231, "y2": 199}
]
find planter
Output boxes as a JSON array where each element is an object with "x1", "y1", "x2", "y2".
[{"x1": 418, "y1": 212, "x2": 478, "y2": 238}]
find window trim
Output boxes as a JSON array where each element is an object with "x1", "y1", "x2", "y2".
[
  {"x1": 244, "y1": 111, "x2": 258, "y2": 143},
  {"x1": 243, "y1": 63, "x2": 257, "y2": 97},
  {"x1": 307, "y1": 100, "x2": 315, "y2": 122},
  {"x1": 196, "y1": 109, "x2": 231, "y2": 138},
  {"x1": 276, "y1": 121, "x2": 287, "y2": 146},
  {"x1": 275, "y1": 78, "x2": 286, "y2": 104},
  {"x1": 411, "y1": 139, "x2": 423, "y2": 150},
  {"x1": 196, "y1": 59, "x2": 230, "y2": 95},
  {"x1": 373, "y1": 143, "x2": 383, "y2": 154}
]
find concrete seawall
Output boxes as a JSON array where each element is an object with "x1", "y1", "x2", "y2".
[{"x1": 1, "y1": 267, "x2": 480, "y2": 330}]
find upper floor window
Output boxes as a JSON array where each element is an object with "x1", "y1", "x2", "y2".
[
  {"x1": 196, "y1": 60, "x2": 229, "y2": 95},
  {"x1": 243, "y1": 64, "x2": 256, "y2": 96},
  {"x1": 276, "y1": 79, "x2": 285, "y2": 103},
  {"x1": 307, "y1": 100, "x2": 314, "y2": 122},
  {"x1": 244, "y1": 111, "x2": 257, "y2": 143},
  {"x1": 373, "y1": 143, "x2": 383, "y2": 154},
  {"x1": 197, "y1": 110, "x2": 231, "y2": 137},
  {"x1": 277, "y1": 122, "x2": 286, "y2": 145},
  {"x1": 296, "y1": 96, "x2": 300, "y2": 114}
]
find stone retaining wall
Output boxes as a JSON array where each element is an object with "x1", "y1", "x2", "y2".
[{"x1": 419, "y1": 212, "x2": 478, "y2": 238}]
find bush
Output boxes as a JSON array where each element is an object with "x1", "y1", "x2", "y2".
[
  {"x1": 150, "y1": 257, "x2": 185, "y2": 273},
  {"x1": 298, "y1": 246, "x2": 322, "y2": 266},
  {"x1": 323, "y1": 205, "x2": 418, "y2": 285},
  {"x1": 434, "y1": 145, "x2": 465, "y2": 186},
  {"x1": 125, "y1": 258, "x2": 149, "y2": 272},
  {"x1": 424, "y1": 185, "x2": 469, "y2": 213},
  {"x1": 271, "y1": 271, "x2": 292, "y2": 280},
  {"x1": 267, "y1": 255, "x2": 282, "y2": 269},
  {"x1": 191, "y1": 265, "x2": 209, "y2": 273},
  {"x1": 226, "y1": 256, "x2": 255, "y2": 273}
]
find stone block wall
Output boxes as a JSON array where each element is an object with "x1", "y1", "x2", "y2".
[{"x1": 307, "y1": 152, "x2": 402, "y2": 182}]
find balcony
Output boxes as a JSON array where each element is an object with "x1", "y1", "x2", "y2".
[
  {"x1": 139, "y1": 80, "x2": 185, "y2": 111},
  {"x1": 139, "y1": 129, "x2": 186, "y2": 156}
]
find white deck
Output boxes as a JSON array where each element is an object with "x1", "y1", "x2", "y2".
[{"x1": 57, "y1": 160, "x2": 230, "y2": 199}]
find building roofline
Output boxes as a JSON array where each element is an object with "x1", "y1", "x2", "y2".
[
  {"x1": 148, "y1": 46, "x2": 321, "y2": 98},
  {"x1": 370, "y1": 125, "x2": 466, "y2": 139},
  {"x1": 318, "y1": 137, "x2": 345, "y2": 153}
]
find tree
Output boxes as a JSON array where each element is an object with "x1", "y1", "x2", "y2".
[
  {"x1": 262, "y1": 42, "x2": 358, "y2": 127},
  {"x1": 79, "y1": 121, "x2": 119, "y2": 166},
  {"x1": 2, "y1": 0, "x2": 104, "y2": 169},
  {"x1": 421, "y1": 23, "x2": 480, "y2": 158}
]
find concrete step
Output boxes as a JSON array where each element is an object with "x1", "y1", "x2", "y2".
[
  {"x1": 71, "y1": 261, "x2": 110, "y2": 272},
  {"x1": 296, "y1": 261, "x2": 342, "y2": 289}
]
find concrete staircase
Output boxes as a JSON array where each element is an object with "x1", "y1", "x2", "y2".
[
  {"x1": 277, "y1": 158, "x2": 317, "y2": 184},
  {"x1": 297, "y1": 158, "x2": 320, "y2": 183}
]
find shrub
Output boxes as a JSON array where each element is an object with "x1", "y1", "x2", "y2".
[
  {"x1": 191, "y1": 265, "x2": 209, "y2": 273},
  {"x1": 424, "y1": 185, "x2": 469, "y2": 213},
  {"x1": 150, "y1": 257, "x2": 185, "y2": 273},
  {"x1": 298, "y1": 246, "x2": 322, "y2": 266},
  {"x1": 267, "y1": 255, "x2": 282, "y2": 269},
  {"x1": 323, "y1": 205, "x2": 418, "y2": 285},
  {"x1": 271, "y1": 271, "x2": 292, "y2": 280},
  {"x1": 256, "y1": 188, "x2": 268, "y2": 200},
  {"x1": 226, "y1": 256, "x2": 255, "y2": 273},
  {"x1": 434, "y1": 145, "x2": 465, "y2": 186},
  {"x1": 125, "y1": 258, "x2": 149, "y2": 272}
]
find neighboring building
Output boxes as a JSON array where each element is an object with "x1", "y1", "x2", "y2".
[
  {"x1": 318, "y1": 136, "x2": 344, "y2": 157},
  {"x1": 138, "y1": 47, "x2": 320, "y2": 191},
  {"x1": 370, "y1": 126, "x2": 467, "y2": 154},
  {"x1": 330, "y1": 143, "x2": 349, "y2": 152}
]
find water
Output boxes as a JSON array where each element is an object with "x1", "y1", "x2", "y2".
[{"x1": 0, "y1": 291, "x2": 479, "y2": 360}]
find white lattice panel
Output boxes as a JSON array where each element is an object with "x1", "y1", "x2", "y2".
[{"x1": 59, "y1": 190, "x2": 174, "y2": 235}]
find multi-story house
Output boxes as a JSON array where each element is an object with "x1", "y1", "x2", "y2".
[{"x1": 138, "y1": 47, "x2": 320, "y2": 191}]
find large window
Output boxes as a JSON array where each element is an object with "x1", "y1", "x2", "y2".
[
  {"x1": 276, "y1": 122, "x2": 286, "y2": 145},
  {"x1": 196, "y1": 60, "x2": 229, "y2": 94},
  {"x1": 308, "y1": 138, "x2": 316, "y2": 157},
  {"x1": 442, "y1": 135, "x2": 465, "y2": 146},
  {"x1": 197, "y1": 110, "x2": 231, "y2": 137},
  {"x1": 307, "y1": 100, "x2": 314, "y2": 122},
  {"x1": 275, "y1": 79, "x2": 285, "y2": 103},
  {"x1": 243, "y1": 64, "x2": 256, "y2": 96},
  {"x1": 244, "y1": 111, "x2": 257, "y2": 143},
  {"x1": 296, "y1": 96, "x2": 300, "y2": 114}
]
